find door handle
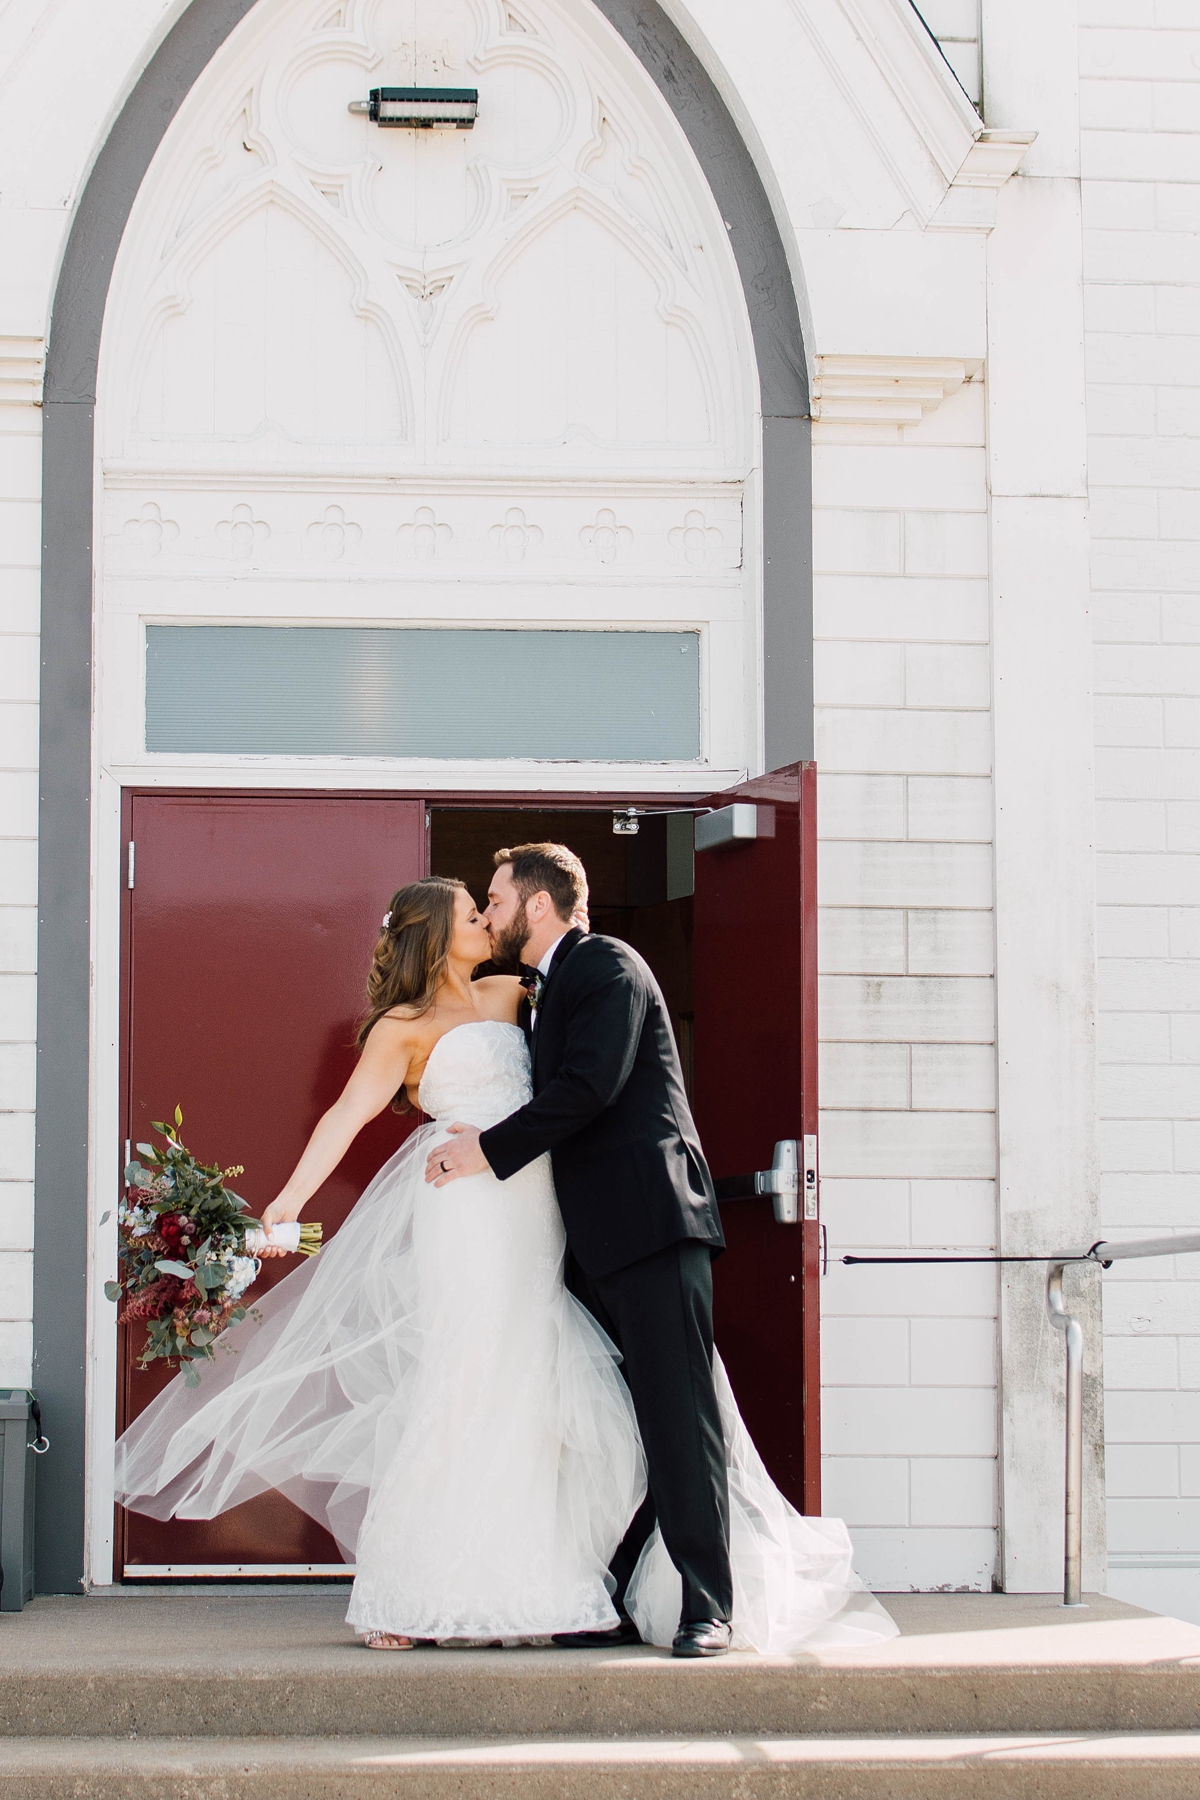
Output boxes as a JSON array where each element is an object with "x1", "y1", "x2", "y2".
[{"x1": 714, "y1": 1139, "x2": 800, "y2": 1224}]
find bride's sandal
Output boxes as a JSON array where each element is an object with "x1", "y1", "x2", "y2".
[{"x1": 364, "y1": 1631, "x2": 416, "y2": 1650}]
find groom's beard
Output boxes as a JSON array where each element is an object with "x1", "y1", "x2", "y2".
[{"x1": 488, "y1": 916, "x2": 532, "y2": 973}]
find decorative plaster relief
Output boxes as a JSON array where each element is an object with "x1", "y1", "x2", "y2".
[
  {"x1": 811, "y1": 355, "x2": 982, "y2": 430},
  {"x1": 952, "y1": 131, "x2": 1039, "y2": 189},
  {"x1": 489, "y1": 506, "x2": 543, "y2": 560},
  {"x1": 122, "y1": 502, "x2": 179, "y2": 556},
  {"x1": 101, "y1": 484, "x2": 745, "y2": 575},
  {"x1": 0, "y1": 336, "x2": 44, "y2": 406},
  {"x1": 669, "y1": 509, "x2": 722, "y2": 567},
  {"x1": 216, "y1": 503, "x2": 271, "y2": 557},
  {"x1": 929, "y1": 130, "x2": 1038, "y2": 232},
  {"x1": 580, "y1": 508, "x2": 632, "y2": 564},
  {"x1": 398, "y1": 505, "x2": 453, "y2": 559},
  {"x1": 101, "y1": 0, "x2": 749, "y2": 474},
  {"x1": 306, "y1": 503, "x2": 362, "y2": 559}
]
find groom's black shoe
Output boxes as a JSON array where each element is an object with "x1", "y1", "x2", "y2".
[
  {"x1": 552, "y1": 1615, "x2": 641, "y2": 1649},
  {"x1": 672, "y1": 1618, "x2": 732, "y2": 1658}
]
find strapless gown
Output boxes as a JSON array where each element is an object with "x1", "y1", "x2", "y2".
[{"x1": 116, "y1": 1020, "x2": 896, "y2": 1651}]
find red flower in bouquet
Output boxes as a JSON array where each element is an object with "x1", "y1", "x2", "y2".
[{"x1": 108, "y1": 1109, "x2": 323, "y2": 1385}]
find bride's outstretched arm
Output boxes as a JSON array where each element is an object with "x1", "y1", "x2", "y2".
[{"x1": 258, "y1": 1018, "x2": 414, "y2": 1249}]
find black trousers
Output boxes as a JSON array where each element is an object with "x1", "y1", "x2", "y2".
[{"x1": 567, "y1": 1239, "x2": 733, "y2": 1623}]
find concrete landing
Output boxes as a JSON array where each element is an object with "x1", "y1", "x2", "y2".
[{"x1": 2, "y1": 1590, "x2": 1200, "y2": 1739}]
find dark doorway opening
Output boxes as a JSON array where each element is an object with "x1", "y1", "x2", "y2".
[{"x1": 430, "y1": 808, "x2": 697, "y2": 1104}]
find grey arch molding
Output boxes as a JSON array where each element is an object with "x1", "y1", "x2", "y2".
[{"x1": 35, "y1": 0, "x2": 812, "y2": 1591}]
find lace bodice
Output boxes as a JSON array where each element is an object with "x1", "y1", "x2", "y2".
[{"x1": 417, "y1": 1021, "x2": 531, "y2": 1127}]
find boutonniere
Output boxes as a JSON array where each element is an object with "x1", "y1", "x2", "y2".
[{"x1": 520, "y1": 972, "x2": 546, "y2": 1014}]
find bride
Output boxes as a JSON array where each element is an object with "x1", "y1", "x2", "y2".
[{"x1": 116, "y1": 876, "x2": 896, "y2": 1655}]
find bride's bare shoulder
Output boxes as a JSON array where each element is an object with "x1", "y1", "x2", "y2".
[
  {"x1": 373, "y1": 1006, "x2": 431, "y2": 1044},
  {"x1": 472, "y1": 974, "x2": 525, "y2": 1023}
]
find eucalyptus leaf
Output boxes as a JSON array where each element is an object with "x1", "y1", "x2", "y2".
[
  {"x1": 103, "y1": 1281, "x2": 121, "y2": 1303},
  {"x1": 99, "y1": 1211, "x2": 112, "y2": 1228},
  {"x1": 190, "y1": 1327, "x2": 213, "y2": 1347},
  {"x1": 154, "y1": 1259, "x2": 192, "y2": 1280}
]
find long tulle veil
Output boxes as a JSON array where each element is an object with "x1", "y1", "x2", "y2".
[
  {"x1": 117, "y1": 1106, "x2": 895, "y2": 1652},
  {"x1": 116, "y1": 1124, "x2": 455, "y2": 1557}
]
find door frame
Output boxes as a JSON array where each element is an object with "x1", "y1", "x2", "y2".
[{"x1": 106, "y1": 775, "x2": 819, "y2": 1582}]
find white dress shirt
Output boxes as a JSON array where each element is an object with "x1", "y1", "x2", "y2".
[
  {"x1": 531, "y1": 933, "x2": 569, "y2": 1027},
  {"x1": 537, "y1": 934, "x2": 569, "y2": 979}
]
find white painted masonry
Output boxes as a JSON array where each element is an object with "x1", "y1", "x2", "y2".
[
  {"x1": 919, "y1": 0, "x2": 982, "y2": 109},
  {"x1": 816, "y1": 378, "x2": 1000, "y2": 1591},
  {"x1": 2, "y1": 0, "x2": 1195, "y2": 1603},
  {"x1": 1078, "y1": 0, "x2": 1200, "y2": 1625}
]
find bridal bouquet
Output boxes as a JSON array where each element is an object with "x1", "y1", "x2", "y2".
[{"x1": 107, "y1": 1108, "x2": 321, "y2": 1384}]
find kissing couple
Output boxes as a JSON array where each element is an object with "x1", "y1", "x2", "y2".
[{"x1": 117, "y1": 842, "x2": 895, "y2": 1655}]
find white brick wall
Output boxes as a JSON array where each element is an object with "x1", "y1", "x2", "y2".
[
  {"x1": 0, "y1": 401, "x2": 38, "y2": 1388},
  {"x1": 1081, "y1": 4, "x2": 1200, "y2": 1620},
  {"x1": 815, "y1": 379, "x2": 998, "y2": 1591},
  {"x1": 918, "y1": 0, "x2": 982, "y2": 108}
]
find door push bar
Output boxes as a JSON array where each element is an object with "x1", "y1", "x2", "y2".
[{"x1": 713, "y1": 1137, "x2": 818, "y2": 1226}]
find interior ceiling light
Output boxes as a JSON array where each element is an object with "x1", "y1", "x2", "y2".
[{"x1": 348, "y1": 87, "x2": 478, "y2": 129}]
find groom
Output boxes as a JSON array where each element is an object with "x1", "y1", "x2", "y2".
[{"x1": 425, "y1": 841, "x2": 733, "y2": 1657}]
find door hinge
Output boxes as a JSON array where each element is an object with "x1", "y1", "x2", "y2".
[{"x1": 127, "y1": 841, "x2": 135, "y2": 889}]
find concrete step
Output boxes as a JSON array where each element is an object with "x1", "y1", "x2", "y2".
[
  {"x1": 4, "y1": 1591, "x2": 1200, "y2": 1740},
  {"x1": 2, "y1": 1732, "x2": 1200, "y2": 1798}
]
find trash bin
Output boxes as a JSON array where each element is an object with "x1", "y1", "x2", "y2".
[{"x1": 0, "y1": 1391, "x2": 45, "y2": 1613}]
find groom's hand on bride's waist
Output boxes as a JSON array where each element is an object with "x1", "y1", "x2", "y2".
[{"x1": 425, "y1": 1123, "x2": 491, "y2": 1185}]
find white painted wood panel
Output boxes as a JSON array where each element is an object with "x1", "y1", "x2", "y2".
[
  {"x1": 817, "y1": 774, "x2": 906, "y2": 840},
  {"x1": 820, "y1": 1041, "x2": 910, "y2": 1110},
  {"x1": 907, "y1": 909, "x2": 995, "y2": 975},
  {"x1": 817, "y1": 908, "x2": 908, "y2": 974},
  {"x1": 820, "y1": 975, "x2": 995, "y2": 1042},
  {"x1": 0, "y1": 1184, "x2": 33, "y2": 1253},
  {"x1": 819, "y1": 1109, "x2": 997, "y2": 1179},
  {"x1": 818, "y1": 841, "x2": 993, "y2": 910},
  {"x1": 814, "y1": 574, "x2": 990, "y2": 644},
  {"x1": 909, "y1": 1179, "x2": 996, "y2": 1246},
  {"x1": 816, "y1": 708, "x2": 992, "y2": 775}
]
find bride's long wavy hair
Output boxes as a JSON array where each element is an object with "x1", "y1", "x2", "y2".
[{"x1": 358, "y1": 877, "x2": 467, "y2": 1110}]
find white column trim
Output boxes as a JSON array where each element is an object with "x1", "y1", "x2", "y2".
[{"x1": 981, "y1": 0, "x2": 1101, "y2": 1595}]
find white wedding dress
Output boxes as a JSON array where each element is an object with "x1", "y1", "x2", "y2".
[{"x1": 116, "y1": 1020, "x2": 896, "y2": 1652}]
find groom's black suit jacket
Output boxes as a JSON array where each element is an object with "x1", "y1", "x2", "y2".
[{"x1": 479, "y1": 929, "x2": 724, "y2": 1277}]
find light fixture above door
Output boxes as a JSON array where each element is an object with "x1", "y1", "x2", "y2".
[{"x1": 347, "y1": 87, "x2": 478, "y2": 128}]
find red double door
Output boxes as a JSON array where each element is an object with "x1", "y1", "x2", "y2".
[{"x1": 118, "y1": 774, "x2": 818, "y2": 1576}]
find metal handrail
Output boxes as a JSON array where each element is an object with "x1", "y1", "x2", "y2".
[{"x1": 842, "y1": 1233, "x2": 1200, "y2": 1606}]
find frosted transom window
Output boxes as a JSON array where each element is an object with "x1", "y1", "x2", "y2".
[{"x1": 145, "y1": 626, "x2": 701, "y2": 761}]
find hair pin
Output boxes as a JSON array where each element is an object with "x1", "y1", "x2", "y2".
[{"x1": 381, "y1": 911, "x2": 392, "y2": 929}]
